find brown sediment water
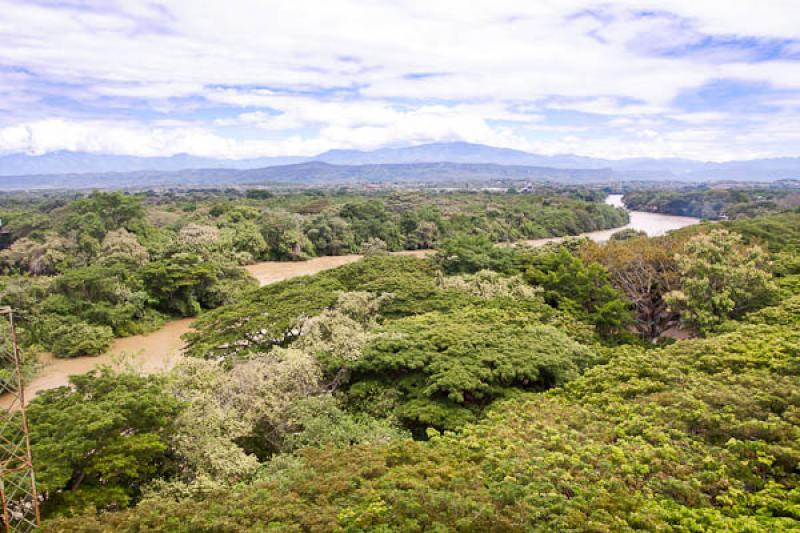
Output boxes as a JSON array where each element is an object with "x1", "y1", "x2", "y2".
[
  {"x1": 5, "y1": 196, "x2": 698, "y2": 406},
  {"x1": 243, "y1": 254, "x2": 363, "y2": 284},
  {"x1": 3, "y1": 252, "x2": 431, "y2": 407},
  {"x1": 242, "y1": 250, "x2": 433, "y2": 284},
  {"x1": 517, "y1": 194, "x2": 700, "y2": 247},
  {"x1": 0, "y1": 318, "x2": 193, "y2": 409}
]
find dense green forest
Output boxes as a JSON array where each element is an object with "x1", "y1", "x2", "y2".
[
  {"x1": 8, "y1": 192, "x2": 795, "y2": 530},
  {"x1": 623, "y1": 187, "x2": 800, "y2": 219},
  {"x1": 0, "y1": 188, "x2": 625, "y2": 362}
]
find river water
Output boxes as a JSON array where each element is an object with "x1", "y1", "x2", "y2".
[
  {"x1": 518, "y1": 194, "x2": 700, "y2": 247},
  {"x1": 2, "y1": 195, "x2": 699, "y2": 407}
]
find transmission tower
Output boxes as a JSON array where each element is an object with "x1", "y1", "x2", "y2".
[{"x1": 0, "y1": 307, "x2": 40, "y2": 531}]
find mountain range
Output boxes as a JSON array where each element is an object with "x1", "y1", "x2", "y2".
[
  {"x1": 1, "y1": 142, "x2": 800, "y2": 187},
  {"x1": 0, "y1": 162, "x2": 618, "y2": 191}
]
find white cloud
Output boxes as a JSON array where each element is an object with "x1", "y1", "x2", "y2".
[
  {"x1": 0, "y1": 0, "x2": 799, "y2": 160},
  {"x1": 0, "y1": 118, "x2": 335, "y2": 158}
]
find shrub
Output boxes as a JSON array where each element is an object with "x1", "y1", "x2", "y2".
[{"x1": 48, "y1": 320, "x2": 113, "y2": 357}]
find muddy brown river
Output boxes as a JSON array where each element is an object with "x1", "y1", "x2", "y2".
[{"x1": 3, "y1": 196, "x2": 699, "y2": 407}]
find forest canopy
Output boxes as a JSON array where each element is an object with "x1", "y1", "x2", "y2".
[{"x1": 2, "y1": 188, "x2": 798, "y2": 531}]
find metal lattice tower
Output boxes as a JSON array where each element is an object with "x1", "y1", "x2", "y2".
[{"x1": 0, "y1": 307, "x2": 40, "y2": 531}]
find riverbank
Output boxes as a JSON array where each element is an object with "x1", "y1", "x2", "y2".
[{"x1": 3, "y1": 197, "x2": 699, "y2": 407}]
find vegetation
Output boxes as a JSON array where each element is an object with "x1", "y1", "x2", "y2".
[
  {"x1": 665, "y1": 229, "x2": 777, "y2": 333},
  {"x1": 42, "y1": 270, "x2": 800, "y2": 531},
  {"x1": 28, "y1": 369, "x2": 182, "y2": 514},
  {"x1": 0, "y1": 189, "x2": 625, "y2": 357},
  {"x1": 623, "y1": 187, "x2": 800, "y2": 219},
  {"x1": 4, "y1": 189, "x2": 798, "y2": 530}
]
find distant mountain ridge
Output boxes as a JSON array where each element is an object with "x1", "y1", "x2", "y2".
[
  {"x1": 0, "y1": 150, "x2": 304, "y2": 176},
  {"x1": 0, "y1": 161, "x2": 616, "y2": 191},
  {"x1": 1, "y1": 142, "x2": 799, "y2": 183}
]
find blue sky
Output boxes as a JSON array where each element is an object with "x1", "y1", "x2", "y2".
[{"x1": 1, "y1": 1, "x2": 799, "y2": 161}]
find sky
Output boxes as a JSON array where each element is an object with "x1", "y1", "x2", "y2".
[{"x1": 1, "y1": 0, "x2": 800, "y2": 161}]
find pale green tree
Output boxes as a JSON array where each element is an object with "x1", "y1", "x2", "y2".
[
  {"x1": 98, "y1": 228, "x2": 150, "y2": 266},
  {"x1": 296, "y1": 291, "x2": 392, "y2": 367},
  {"x1": 361, "y1": 237, "x2": 388, "y2": 256},
  {"x1": 168, "y1": 359, "x2": 260, "y2": 482},
  {"x1": 175, "y1": 223, "x2": 221, "y2": 258},
  {"x1": 666, "y1": 229, "x2": 777, "y2": 332},
  {"x1": 168, "y1": 348, "x2": 324, "y2": 482},
  {"x1": 439, "y1": 270, "x2": 542, "y2": 300},
  {"x1": 0, "y1": 234, "x2": 69, "y2": 274}
]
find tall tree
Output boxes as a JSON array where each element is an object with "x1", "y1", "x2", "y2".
[
  {"x1": 582, "y1": 236, "x2": 682, "y2": 340},
  {"x1": 666, "y1": 229, "x2": 777, "y2": 332}
]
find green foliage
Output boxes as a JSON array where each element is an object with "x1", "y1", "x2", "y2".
[
  {"x1": 42, "y1": 263, "x2": 158, "y2": 337},
  {"x1": 720, "y1": 209, "x2": 800, "y2": 253},
  {"x1": 295, "y1": 291, "x2": 390, "y2": 369},
  {"x1": 47, "y1": 312, "x2": 800, "y2": 532},
  {"x1": 141, "y1": 254, "x2": 256, "y2": 316},
  {"x1": 185, "y1": 274, "x2": 345, "y2": 359},
  {"x1": 28, "y1": 369, "x2": 183, "y2": 517},
  {"x1": 361, "y1": 237, "x2": 389, "y2": 256},
  {"x1": 21, "y1": 193, "x2": 800, "y2": 531},
  {"x1": 63, "y1": 192, "x2": 146, "y2": 236},
  {"x1": 48, "y1": 320, "x2": 114, "y2": 357},
  {"x1": 259, "y1": 210, "x2": 316, "y2": 260},
  {"x1": 675, "y1": 210, "x2": 800, "y2": 254},
  {"x1": 350, "y1": 305, "x2": 592, "y2": 431},
  {"x1": 434, "y1": 234, "x2": 520, "y2": 274},
  {"x1": 624, "y1": 188, "x2": 799, "y2": 220},
  {"x1": 582, "y1": 235, "x2": 682, "y2": 340},
  {"x1": 244, "y1": 189, "x2": 274, "y2": 200},
  {"x1": 438, "y1": 269, "x2": 541, "y2": 300},
  {"x1": 666, "y1": 229, "x2": 778, "y2": 332},
  {"x1": 282, "y1": 395, "x2": 409, "y2": 452},
  {"x1": 524, "y1": 246, "x2": 632, "y2": 336},
  {"x1": 0, "y1": 317, "x2": 37, "y2": 391},
  {"x1": 609, "y1": 227, "x2": 646, "y2": 241},
  {"x1": 220, "y1": 221, "x2": 268, "y2": 263},
  {"x1": 185, "y1": 256, "x2": 464, "y2": 359},
  {"x1": 718, "y1": 293, "x2": 800, "y2": 329},
  {"x1": 98, "y1": 228, "x2": 149, "y2": 266},
  {"x1": 304, "y1": 213, "x2": 356, "y2": 255}
]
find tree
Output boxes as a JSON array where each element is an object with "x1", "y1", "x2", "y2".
[
  {"x1": 221, "y1": 221, "x2": 268, "y2": 263},
  {"x1": 60, "y1": 192, "x2": 146, "y2": 261},
  {"x1": 219, "y1": 348, "x2": 323, "y2": 456},
  {"x1": 27, "y1": 369, "x2": 182, "y2": 516},
  {"x1": 609, "y1": 228, "x2": 646, "y2": 241},
  {"x1": 69, "y1": 192, "x2": 145, "y2": 231},
  {"x1": 48, "y1": 320, "x2": 114, "y2": 357},
  {"x1": 0, "y1": 234, "x2": 69, "y2": 275},
  {"x1": 582, "y1": 236, "x2": 682, "y2": 340},
  {"x1": 434, "y1": 234, "x2": 518, "y2": 274},
  {"x1": 438, "y1": 269, "x2": 541, "y2": 300},
  {"x1": 98, "y1": 228, "x2": 149, "y2": 266},
  {"x1": 281, "y1": 395, "x2": 408, "y2": 452},
  {"x1": 41, "y1": 262, "x2": 157, "y2": 337},
  {"x1": 350, "y1": 306, "x2": 592, "y2": 431},
  {"x1": 666, "y1": 229, "x2": 778, "y2": 332},
  {"x1": 413, "y1": 220, "x2": 440, "y2": 249},
  {"x1": 361, "y1": 237, "x2": 388, "y2": 256},
  {"x1": 141, "y1": 254, "x2": 219, "y2": 316},
  {"x1": 259, "y1": 210, "x2": 315, "y2": 260},
  {"x1": 168, "y1": 359, "x2": 260, "y2": 482},
  {"x1": 524, "y1": 247, "x2": 632, "y2": 336},
  {"x1": 175, "y1": 223, "x2": 221, "y2": 258},
  {"x1": 304, "y1": 214, "x2": 356, "y2": 256},
  {"x1": 296, "y1": 291, "x2": 391, "y2": 373}
]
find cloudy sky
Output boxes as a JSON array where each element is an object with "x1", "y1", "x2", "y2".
[{"x1": 1, "y1": 0, "x2": 800, "y2": 161}]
